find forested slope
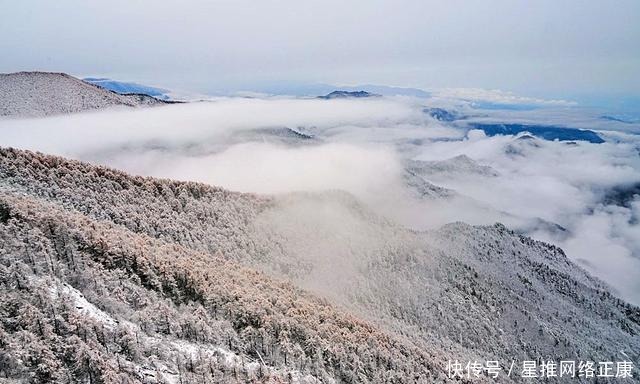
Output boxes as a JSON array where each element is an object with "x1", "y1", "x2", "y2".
[
  {"x1": 1, "y1": 147, "x2": 638, "y2": 383},
  {"x1": 0, "y1": 152, "x2": 452, "y2": 383}
]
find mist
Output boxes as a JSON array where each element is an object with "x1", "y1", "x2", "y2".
[{"x1": 1, "y1": 97, "x2": 639, "y2": 304}]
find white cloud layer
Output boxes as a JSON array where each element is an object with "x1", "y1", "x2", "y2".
[
  {"x1": 1, "y1": 97, "x2": 639, "y2": 304},
  {"x1": 431, "y1": 88, "x2": 577, "y2": 106}
]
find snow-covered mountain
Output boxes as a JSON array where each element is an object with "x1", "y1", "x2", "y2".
[
  {"x1": 0, "y1": 72, "x2": 170, "y2": 117},
  {"x1": 1, "y1": 74, "x2": 639, "y2": 382},
  {"x1": 1, "y1": 147, "x2": 637, "y2": 383}
]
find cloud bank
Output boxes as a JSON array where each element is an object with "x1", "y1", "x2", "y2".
[{"x1": 1, "y1": 97, "x2": 639, "y2": 303}]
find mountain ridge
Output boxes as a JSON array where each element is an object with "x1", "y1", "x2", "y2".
[{"x1": 0, "y1": 71, "x2": 171, "y2": 118}]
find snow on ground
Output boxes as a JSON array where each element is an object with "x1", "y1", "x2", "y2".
[{"x1": 46, "y1": 280, "x2": 118, "y2": 329}]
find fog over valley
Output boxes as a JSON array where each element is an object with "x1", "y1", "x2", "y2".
[{"x1": 3, "y1": 93, "x2": 640, "y2": 305}]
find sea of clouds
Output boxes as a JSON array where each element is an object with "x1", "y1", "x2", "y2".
[{"x1": 1, "y1": 95, "x2": 639, "y2": 304}]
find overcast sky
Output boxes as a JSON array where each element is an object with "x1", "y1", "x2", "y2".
[{"x1": 1, "y1": 0, "x2": 639, "y2": 100}]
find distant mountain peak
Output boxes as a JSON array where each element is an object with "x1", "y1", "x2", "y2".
[
  {"x1": 318, "y1": 90, "x2": 381, "y2": 99},
  {"x1": 83, "y1": 77, "x2": 170, "y2": 99},
  {"x1": 423, "y1": 107, "x2": 459, "y2": 122},
  {"x1": 407, "y1": 155, "x2": 500, "y2": 178}
]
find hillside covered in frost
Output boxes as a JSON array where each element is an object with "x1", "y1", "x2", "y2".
[
  {"x1": 1, "y1": 147, "x2": 638, "y2": 383},
  {"x1": 0, "y1": 72, "x2": 169, "y2": 117}
]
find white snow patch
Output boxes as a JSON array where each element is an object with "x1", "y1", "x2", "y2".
[{"x1": 46, "y1": 281, "x2": 118, "y2": 329}]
